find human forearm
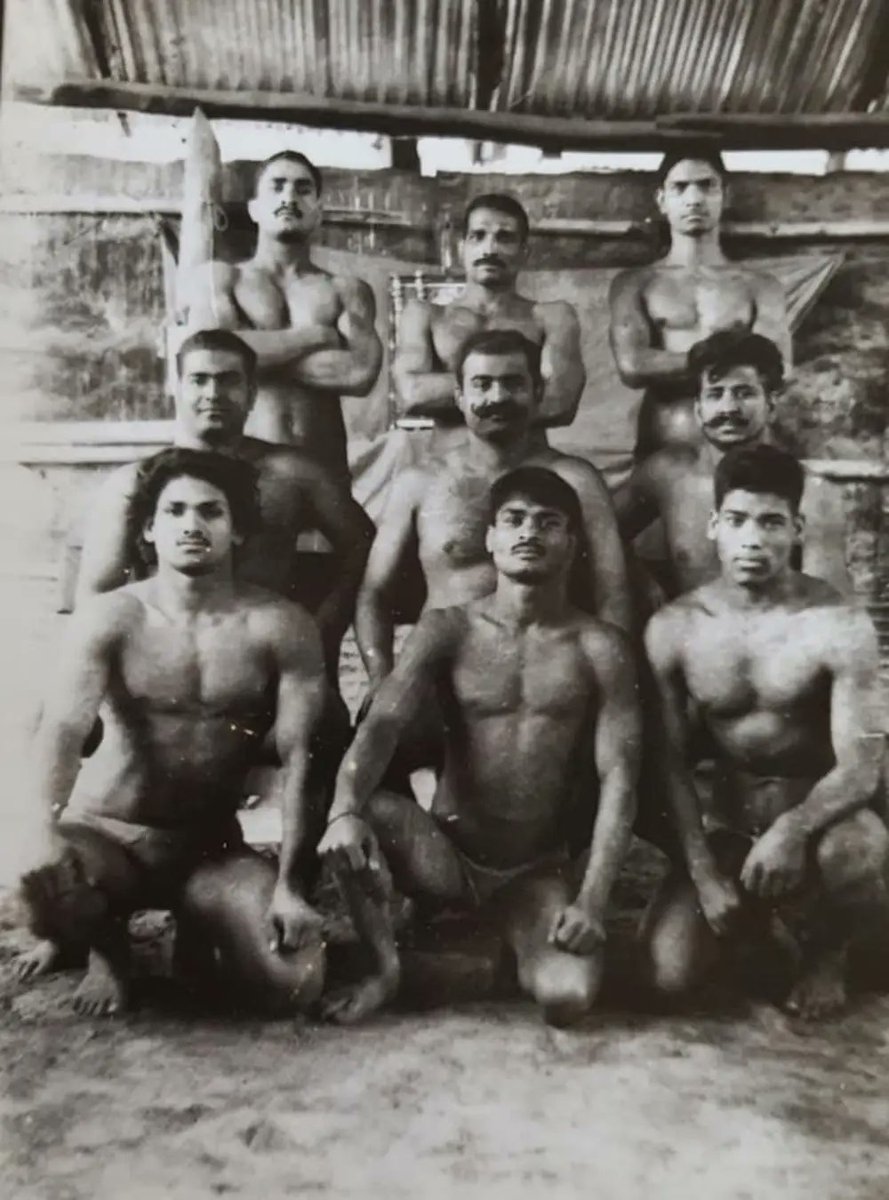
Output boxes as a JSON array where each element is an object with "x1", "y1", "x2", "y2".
[
  {"x1": 354, "y1": 589, "x2": 396, "y2": 686},
  {"x1": 617, "y1": 348, "x2": 690, "y2": 390},
  {"x1": 292, "y1": 345, "x2": 378, "y2": 395},
  {"x1": 666, "y1": 766, "x2": 721, "y2": 885},
  {"x1": 274, "y1": 750, "x2": 314, "y2": 889},
  {"x1": 32, "y1": 722, "x2": 90, "y2": 823},
  {"x1": 575, "y1": 766, "x2": 636, "y2": 914},
  {"x1": 778, "y1": 761, "x2": 881, "y2": 841},
  {"x1": 396, "y1": 372, "x2": 461, "y2": 419},
  {"x1": 329, "y1": 717, "x2": 402, "y2": 821},
  {"x1": 236, "y1": 325, "x2": 339, "y2": 369}
]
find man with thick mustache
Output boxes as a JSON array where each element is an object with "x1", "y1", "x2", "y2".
[
  {"x1": 610, "y1": 150, "x2": 790, "y2": 459},
  {"x1": 394, "y1": 193, "x2": 585, "y2": 451},
  {"x1": 317, "y1": 468, "x2": 641, "y2": 1025},
  {"x1": 614, "y1": 331, "x2": 850, "y2": 598},
  {"x1": 358, "y1": 329, "x2": 631, "y2": 708},
  {"x1": 185, "y1": 151, "x2": 382, "y2": 478}
]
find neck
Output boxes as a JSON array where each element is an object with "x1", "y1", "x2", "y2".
[
  {"x1": 462, "y1": 279, "x2": 519, "y2": 308},
  {"x1": 493, "y1": 572, "x2": 567, "y2": 625},
  {"x1": 253, "y1": 232, "x2": 313, "y2": 272},
  {"x1": 465, "y1": 428, "x2": 533, "y2": 472},
  {"x1": 174, "y1": 424, "x2": 244, "y2": 454},
  {"x1": 664, "y1": 229, "x2": 726, "y2": 267},
  {"x1": 151, "y1": 561, "x2": 235, "y2": 613},
  {"x1": 716, "y1": 568, "x2": 796, "y2": 610}
]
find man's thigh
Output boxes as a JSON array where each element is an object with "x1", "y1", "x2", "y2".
[
  {"x1": 365, "y1": 791, "x2": 468, "y2": 904},
  {"x1": 176, "y1": 847, "x2": 324, "y2": 1011},
  {"x1": 495, "y1": 867, "x2": 602, "y2": 1001},
  {"x1": 23, "y1": 822, "x2": 149, "y2": 940}
]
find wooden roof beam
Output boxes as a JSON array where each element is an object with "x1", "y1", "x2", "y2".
[{"x1": 16, "y1": 79, "x2": 889, "y2": 150}]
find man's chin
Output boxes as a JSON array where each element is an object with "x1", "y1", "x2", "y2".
[{"x1": 173, "y1": 560, "x2": 218, "y2": 578}]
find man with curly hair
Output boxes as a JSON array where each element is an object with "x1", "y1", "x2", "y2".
[{"x1": 17, "y1": 448, "x2": 329, "y2": 1018}]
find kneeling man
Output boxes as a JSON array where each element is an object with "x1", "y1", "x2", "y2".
[
  {"x1": 318, "y1": 468, "x2": 641, "y2": 1025},
  {"x1": 18, "y1": 449, "x2": 328, "y2": 1016},
  {"x1": 644, "y1": 444, "x2": 888, "y2": 1019}
]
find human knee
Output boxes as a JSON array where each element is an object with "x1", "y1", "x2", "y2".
[
  {"x1": 246, "y1": 941, "x2": 327, "y2": 1016},
  {"x1": 647, "y1": 924, "x2": 703, "y2": 997},
  {"x1": 20, "y1": 843, "x2": 110, "y2": 942},
  {"x1": 816, "y1": 811, "x2": 889, "y2": 893},
  {"x1": 531, "y1": 956, "x2": 601, "y2": 1025}
]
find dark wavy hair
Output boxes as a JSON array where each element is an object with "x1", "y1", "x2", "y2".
[
  {"x1": 714, "y1": 443, "x2": 805, "y2": 513},
  {"x1": 126, "y1": 448, "x2": 261, "y2": 569},
  {"x1": 454, "y1": 328, "x2": 543, "y2": 391},
  {"x1": 489, "y1": 466, "x2": 582, "y2": 533},
  {"x1": 689, "y1": 330, "x2": 784, "y2": 394}
]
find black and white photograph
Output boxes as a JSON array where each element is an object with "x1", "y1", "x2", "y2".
[{"x1": 2, "y1": 2, "x2": 889, "y2": 1197}]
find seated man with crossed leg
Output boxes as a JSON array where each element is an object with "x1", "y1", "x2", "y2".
[
  {"x1": 317, "y1": 468, "x2": 641, "y2": 1026},
  {"x1": 17, "y1": 449, "x2": 328, "y2": 1016},
  {"x1": 644, "y1": 444, "x2": 889, "y2": 1019}
]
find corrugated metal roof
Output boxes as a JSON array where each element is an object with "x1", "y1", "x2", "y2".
[{"x1": 9, "y1": 0, "x2": 889, "y2": 120}]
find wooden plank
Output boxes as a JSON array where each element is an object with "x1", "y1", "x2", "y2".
[{"x1": 19, "y1": 78, "x2": 889, "y2": 150}]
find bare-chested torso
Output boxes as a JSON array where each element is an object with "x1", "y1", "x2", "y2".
[
  {"x1": 634, "y1": 447, "x2": 851, "y2": 598},
  {"x1": 414, "y1": 447, "x2": 579, "y2": 608},
  {"x1": 421, "y1": 296, "x2": 549, "y2": 451},
  {"x1": 627, "y1": 263, "x2": 768, "y2": 455},
  {"x1": 429, "y1": 602, "x2": 601, "y2": 867},
  {"x1": 672, "y1": 577, "x2": 843, "y2": 833},
  {"x1": 69, "y1": 584, "x2": 280, "y2": 831},
  {"x1": 229, "y1": 262, "x2": 349, "y2": 475}
]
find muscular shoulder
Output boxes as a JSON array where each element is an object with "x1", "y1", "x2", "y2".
[
  {"x1": 331, "y1": 273, "x2": 375, "y2": 308},
  {"x1": 547, "y1": 452, "x2": 611, "y2": 498},
  {"x1": 578, "y1": 616, "x2": 634, "y2": 674},
  {"x1": 644, "y1": 592, "x2": 700, "y2": 665},
  {"x1": 803, "y1": 590, "x2": 877, "y2": 661},
  {"x1": 73, "y1": 586, "x2": 147, "y2": 644},
  {"x1": 192, "y1": 259, "x2": 240, "y2": 290},
  {"x1": 242, "y1": 585, "x2": 318, "y2": 640},
  {"x1": 532, "y1": 298, "x2": 579, "y2": 327},
  {"x1": 609, "y1": 265, "x2": 655, "y2": 299}
]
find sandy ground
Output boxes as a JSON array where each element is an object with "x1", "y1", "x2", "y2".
[{"x1": 2, "y1": 577, "x2": 889, "y2": 1199}]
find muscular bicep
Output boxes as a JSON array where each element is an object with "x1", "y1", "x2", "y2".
[
  {"x1": 539, "y1": 303, "x2": 585, "y2": 426},
  {"x1": 644, "y1": 612, "x2": 693, "y2": 756},
  {"x1": 271, "y1": 612, "x2": 327, "y2": 762},
  {"x1": 392, "y1": 301, "x2": 454, "y2": 415},
  {"x1": 304, "y1": 471, "x2": 374, "y2": 559},
  {"x1": 613, "y1": 464, "x2": 659, "y2": 541},
  {"x1": 364, "y1": 609, "x2": 456, "y2": 726},
  {"x1": 360, "y1": 475, "x2": 420, "y2": 599},
  {"x1": 609, "y1": 272, "x2": 654, "y2": 383},
  {"x1": 753, "y1": 274, "x2": 792, "y2": 368},
  {"x1": 828, "y1": 613, "x2": 884, "y2": 784},
  {"x1": 183, "y1": 262, "x2": 241, "y2": 329},
  {"x1": 75, "y1": 469, "x2": 137, "y2": 603},
  {"x1": 590, "y1": 633, "x2": 642, "y2": 784},
  {"x1": 570, "y1": 465, "x2": 633, "y2": 632},
  {"x1": 42, "y1": 602, "x2": 118, "y2": 733}
]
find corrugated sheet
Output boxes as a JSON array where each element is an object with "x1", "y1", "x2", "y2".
[{"x1": 9, "y1": 0, "x2": 889, "y2": 119}]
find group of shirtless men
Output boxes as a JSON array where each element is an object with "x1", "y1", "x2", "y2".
[{"x1": 17, "y1": 147, "x2": 888, "y2": 1028}]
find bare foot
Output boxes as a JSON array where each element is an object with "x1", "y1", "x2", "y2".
[
  {"x1": 784, "y1": 949, "x2": 848, "y2": 1021},
  {"x1": 72, "y1": 951, "x2": 129, "y2": 1018},
  {"x1": 14, "y1": 939, "x2": 60, "y2": 982},
  {"x1": 320, "y1": 974, "x2": 397, "y2": 1025}
]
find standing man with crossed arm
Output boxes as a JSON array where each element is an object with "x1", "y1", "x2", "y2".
[
  {"x1": 184, "y1": 151, "x2": 382, "y2": 478},
  {"x1": 610, "y1": 150, "x2": 789, "y2": 460},
  {"x1": 394, "y1": 194, "x2": 585, "y2": 452}
]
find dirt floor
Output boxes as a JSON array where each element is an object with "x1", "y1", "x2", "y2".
[{"x1": 2, "y1": 577, "x2": 889, "y2": 1199}]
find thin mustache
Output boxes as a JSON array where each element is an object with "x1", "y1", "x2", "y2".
[{"x1": 474, "y1": 257, "x2": 506, "y2": 267}]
